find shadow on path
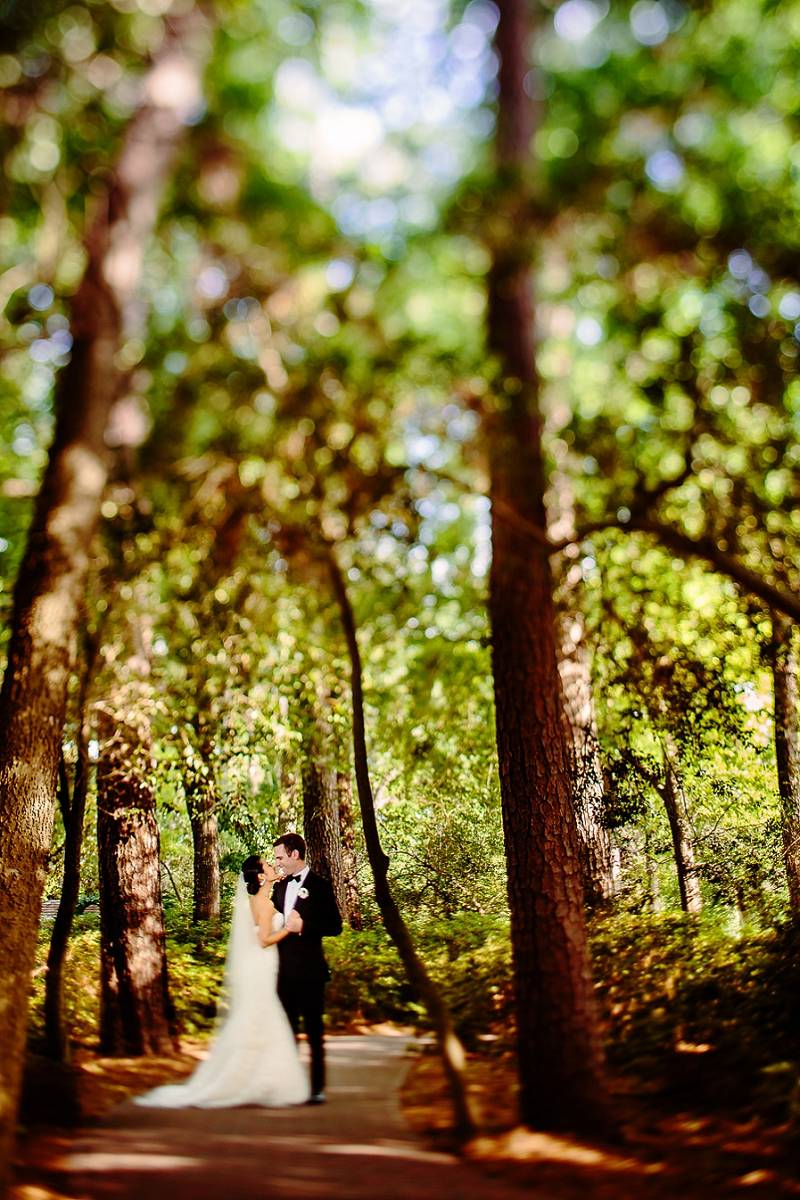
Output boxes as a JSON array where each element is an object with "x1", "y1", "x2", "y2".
[{"x1": 47, "y1": 1035, "x2": 540, "y2": 1200}]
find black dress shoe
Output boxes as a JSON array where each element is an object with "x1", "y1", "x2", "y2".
[{"x1": 307, "y1": 1091, "x2": 326, "y2": 1105}]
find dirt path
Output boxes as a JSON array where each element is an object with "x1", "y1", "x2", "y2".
[{"x1": 26, "y1": 1034, "x2": 543, "y2": 1200}]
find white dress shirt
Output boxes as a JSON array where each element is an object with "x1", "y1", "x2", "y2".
[{"x1": 282, "y1": 865, "x2": 310, "y2": 918}]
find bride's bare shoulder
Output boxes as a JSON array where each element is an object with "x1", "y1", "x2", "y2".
[{"x1": 249, "y1": 887, "x2": 275, "y2": 913}]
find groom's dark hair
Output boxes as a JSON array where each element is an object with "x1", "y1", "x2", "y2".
[{"x1": 273, "y1": 832, "x2": 306, "y2": 859}]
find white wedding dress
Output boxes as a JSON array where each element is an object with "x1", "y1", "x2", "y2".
[{"x1": 135, "y1": 879, "x2": 309, "y2": 1108}]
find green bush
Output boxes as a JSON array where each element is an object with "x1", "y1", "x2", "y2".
[
  {"x1": 325, "y1": 913, "x2": 513, "y2": 1039},
  {"x1": 29, "y1": 901, "x2": 800, "y2": 1121},
  {"x1": 589, "y1": 913, "x2": 800, "y2": 1110}
]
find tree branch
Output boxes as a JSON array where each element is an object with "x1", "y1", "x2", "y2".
[{"x1": 630, "y1": 519, "x2": 800, "y2": 623}]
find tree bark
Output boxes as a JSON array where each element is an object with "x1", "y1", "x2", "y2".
[
  {"x1": 659, "y1": 743, "x2": 703, "y2": 914},
  {"x1": 558, "y1": 608, "x2": 617, "y2": 909},
  {"x1": 336, "y1": 770, "x2": 363, "y2": 930},
  {"x1": 549, "y1": 456, "x2": 616, "y2": 909},
  {"x1": 43, "y1": 631, "x2": 99, "y2": 1061},
  {"x1": 182, "y1": 723, "x2": 221, "y2": 923},
  {"x1": 0, "y1": 14, "x2": 207, "y2": 1176},
  {"x1": 326, "y1": 547, "x2": 476, "y2": 1139},
  {"x1": 299, "y1": 686, "x2": 360, "y2": 927},
  {"x1": 770, "y1": 610, "x2": 800, "y2": 909},
  {"x1": 96, "y1": 692, "x2": 174, "y2": 1056},
  {"x1": 302, "y1": 748, "x2": 350, "y2": 922},
  {"x1": 484, "y1": 0, "x2": 610, "y2": 1133}
]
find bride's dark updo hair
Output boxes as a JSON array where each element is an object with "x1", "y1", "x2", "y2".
[{"x1": 241, "y1": 855, "x2": 264, "y2": 896}]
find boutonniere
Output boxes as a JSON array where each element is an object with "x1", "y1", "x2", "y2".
[{"x1": 297, "y1": 886, "x2": 309, "y2": 899}]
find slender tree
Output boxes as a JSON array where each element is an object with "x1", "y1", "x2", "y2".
[
  {"x1": 770, "y1": 611, "x2": 800, "y2": 909},
  {"x1": 43, "y1": 629, "x2": 99, "y2": 1061},
  {"x1": 483, "y1": 0, "x2": 610, "y2": 1131},
  {"x1": 0, "y1": 17, "x2": 207, "y2": 1170},
  {"x1": 657, "y1": 740, "x2": 703, "y2": 915},
  {"x1": 326, "y1": 545, "x2": 476, "y2": 1139},
  {"x1": 182, "y1": 722, "x2": 222, "y2": 924}
]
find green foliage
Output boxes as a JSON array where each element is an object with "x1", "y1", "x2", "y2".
[
  {"x1": 163, "y1": 915, "x2": 229, "y2": 1036},
  {"x1": 590, "y1": 913, "x2": 800, "y2": 1111},
  {"x1": 326, "y1": 914, "x2": 514, "y2": 1043},
  {"x1": 28, "y1": 918, "x2": 102, "y2": 1048}
]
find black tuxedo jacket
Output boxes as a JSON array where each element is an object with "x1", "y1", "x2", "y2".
[{"x1": 272, "y1": 869, "x2": 342, "y2": 984}]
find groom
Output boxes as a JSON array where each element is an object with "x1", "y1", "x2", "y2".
[{"x1": 272, "y1": 832, "x2": 342, "y2": 1104}]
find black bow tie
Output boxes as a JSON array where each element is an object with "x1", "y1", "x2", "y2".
[{"x1": 287, "y1": 874, "x2": 303, "y2": 883}]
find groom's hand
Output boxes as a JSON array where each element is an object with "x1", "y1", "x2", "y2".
[{"x1": 286, "y1": 910, "x2": 303, "y2": 934}]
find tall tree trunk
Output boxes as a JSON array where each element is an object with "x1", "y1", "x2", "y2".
[
  {"x1": 182, "y1": 723, "x2": 221, "y2": 923},
  {"x1": 180, "y1": 490, "x2": 253, "y2": 922},
  {"x1": 97, "y1": 691, "x2": 173, "y2": 1056},
  {"x1": 302, "y1": 749, "x2": 350, "y2": 921},
  {"x1": 337, "y1": 769, "x2": 363, "y2": 931},
  {"x1": 558, "y1": 608, "x2": 617, "y2": 909},
  {"x1": 326, "y1": 547, "x2": 476, "y2": 1139},
  {"x1": 43, "y1": 631, "x2": 99, "y2": 1061},
  {"x1": 484, "y1": 0, "x2": 610, "y2": 1133},
  {"x1": 0, "y1": 15, "x2": 207, "y2": 1177},
  {"x1": 658, "y1": 743, "x2": 703, "y2": 914},
  {"x1": 549, "y1": 399, "x2": 616, "y2": 910},
  {"x1": 299, "y1": 687, "x2": 359, "y2": 927},
  {"x1": 770, "y1": 611, "x2": 800, "y2": 909}
]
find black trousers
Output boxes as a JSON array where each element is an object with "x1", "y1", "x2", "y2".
[{"x1": 277, "y1": 975, "x2": 326, "y2": 1095}]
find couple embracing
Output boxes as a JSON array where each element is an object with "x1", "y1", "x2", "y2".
[{"x1": 137, "y1": 833, "x2": 342, "y2": 1109}]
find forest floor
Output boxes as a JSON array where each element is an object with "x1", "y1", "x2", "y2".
[
  {"x1": 402, "y1": 1045, "x2": 800, "y2": 1199},
  {"x1": 10, "y1": 1031, "x2": 800, "y2": 1200}
]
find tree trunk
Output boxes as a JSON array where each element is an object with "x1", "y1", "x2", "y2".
[
  {"x1": 302, "y1": 750, "x2": 350, "y2": 919},
  {"x1": 770, "y1": 610, "x2": 800, "y2": 909},
  {"x1": 97, "y1": 697, "x2": 174, "y2": 1056},
  {"x1": 0, "y1": 15, "x2": 208, "y2": 1176},
  {"x1": 182, "y1": 725, "x2": 221, "y2": 923},
  {"x1": 337, "y1": 770, "x2": 363, "y2": 931},
  {"x1": 557, "y1": 609, "x2": 617, "y2": 909},
  {"x1": 645, "y1": 842, "x2": 663, "y2": 914},
  {"x1": 549, "y1": 399, "x2": 616, "y2": 911},
  {"x1": 484, "y1": 0, "x2": 610, "y2": 1134},
  {"x1": 299, "y1": 687, "x2": 359, "y2": 928},
  {"x1": 43, "y1": 631, "x2": 99, "y2": 1061},
  {"x1": 326, "y1": 547, "x2": 476, "y2": 1139},
  {"x1": 659, "y1": 744, "x2": 703, "y2": 914}
]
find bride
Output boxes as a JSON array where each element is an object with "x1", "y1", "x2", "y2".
[{"x1": 135, "y1": 855, "x2": 310, "y2": 1108}]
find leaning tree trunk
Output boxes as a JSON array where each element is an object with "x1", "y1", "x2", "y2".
[
  {"x1": 97, "y1": 691, "x2": 173, "y2": 1055},
  {"x1": 43, "y1": 630, "x2": 99, "y2": 1061},
  {"x1": 483, "y1": 0, "x2": 610, "y2": 1134},
  {"x1": 326, "y1": 547, "x2": 476, "y2": 1139},
  {"x1": 0, "y1": 14, "x2": 207, "y2": 1177},
  {"x1": 770, "y1": 610, "x2": 800, "y2": 910},
  {"x1": 659, "y1": 743, "x2": 703, "y2": 915}
]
